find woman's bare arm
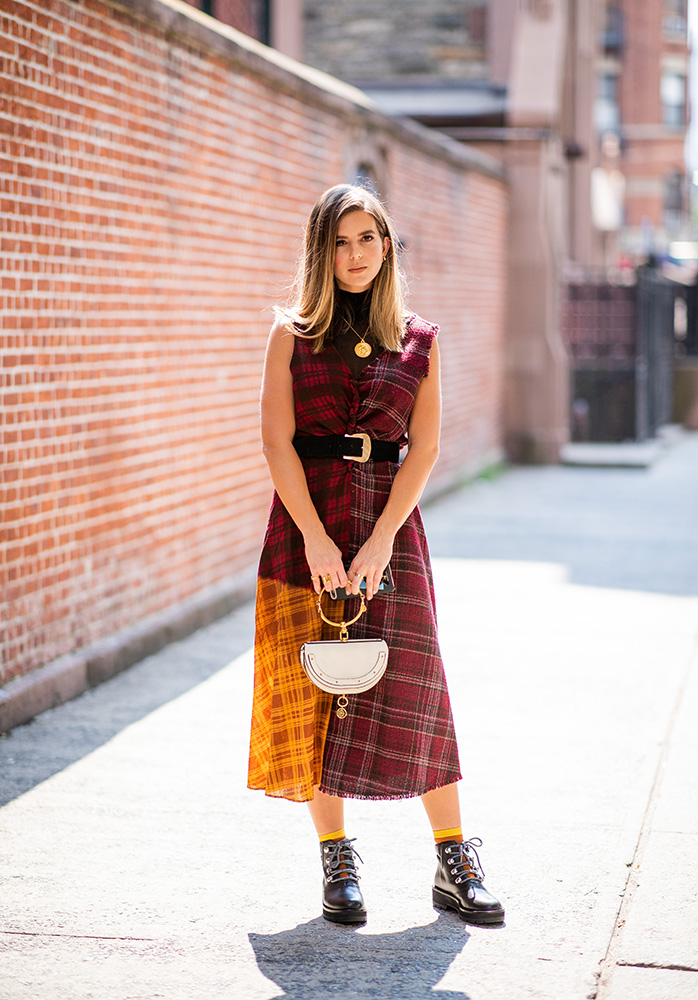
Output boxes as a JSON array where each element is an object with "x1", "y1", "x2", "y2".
[{"x1": 260, "y1": 318, "x2": 350, "y2": 595}]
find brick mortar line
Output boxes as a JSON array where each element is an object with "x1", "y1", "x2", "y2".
[{"x1": 593, "y1": 632, "x2": 698, "y2": 999}]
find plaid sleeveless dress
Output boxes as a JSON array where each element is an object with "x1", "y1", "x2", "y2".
[{"x1": 247, "y1": 314, "x2": 462, "y2": 802}]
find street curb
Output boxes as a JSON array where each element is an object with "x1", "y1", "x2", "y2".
[
  {"x1": 561, "y1": 424, "x2": 684, "y2": 468},
  {"x1": 0, "y1": 571, "x2": 256, "y2": 734}
]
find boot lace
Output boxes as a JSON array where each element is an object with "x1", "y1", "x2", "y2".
[
  {"x1": 323, "y1": 837, "x2": 363, "y2": 884},
  {"x1": 445, "y1": 837, "x2": 485, "y2": 885}
]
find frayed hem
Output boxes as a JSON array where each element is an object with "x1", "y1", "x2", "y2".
[
  {"x1": 247, "y1": 773, "x2": 463, "y2": 804},
  {"x1": 317, "y1": 773, "x2": 463, "y2": 802}
]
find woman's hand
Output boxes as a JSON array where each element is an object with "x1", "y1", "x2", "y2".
[
  {"x1": 305, "y1": 530, "x2": 349, "y2": 596},
  {"x1": 347, "y1": 531, "x2": 394, "y2": 601}
]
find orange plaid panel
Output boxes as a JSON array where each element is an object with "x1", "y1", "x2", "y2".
[{"x1": 247, "y1": 577, "x2": 334, "y2": 802}]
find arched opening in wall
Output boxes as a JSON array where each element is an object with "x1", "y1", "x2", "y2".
[{"x1": 354, "y1": 162, "x2": 379, "y2": 195}]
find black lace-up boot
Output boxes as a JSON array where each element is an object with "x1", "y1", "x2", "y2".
[
  {"x1": 433, "y1": 837, "x2": 505, "y2": 925},
  {"x1": 320, "y1": 838, "x2": 367, "y2": 924}
]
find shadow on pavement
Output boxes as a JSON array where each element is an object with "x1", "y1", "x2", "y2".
[{"x1": 248, "y1": 911, "x2": 476, "y2": 999}]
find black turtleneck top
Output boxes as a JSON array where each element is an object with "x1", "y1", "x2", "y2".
[{"x1": 330, "y1": 287, "x2": 383, "y2": 380}]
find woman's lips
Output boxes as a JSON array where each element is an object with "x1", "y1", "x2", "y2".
[{"x1": 349, "y1": 266, "x2": 367, "y2": 273}]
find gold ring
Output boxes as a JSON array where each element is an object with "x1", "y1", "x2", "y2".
[
  {"x1": 310, "y1": 575, "x2": 319, "y2": 581},
  {"x1": 323, "y1": 575, "x2": 331, "y2": 584}
]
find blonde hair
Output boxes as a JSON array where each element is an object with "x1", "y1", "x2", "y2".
[{"x1": 279, "y1": 184, "x2": 407, "y2": 353}]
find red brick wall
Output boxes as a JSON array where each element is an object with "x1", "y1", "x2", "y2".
[{"x1": 0, "y1": 0, "x2": 506, "y2": 686}]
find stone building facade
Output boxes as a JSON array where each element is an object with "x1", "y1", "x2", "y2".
[{"x1": 303, "y1": 0, "x2": 488, "y2": 83}]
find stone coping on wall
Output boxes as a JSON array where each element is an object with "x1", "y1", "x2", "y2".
[{"x1": 114, "y1": 0, "x2": 504, "y2": 182}]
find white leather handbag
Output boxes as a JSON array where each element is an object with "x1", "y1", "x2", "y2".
[{"x1": 299, "y1": 591, "x2": 389, "y2": 719}]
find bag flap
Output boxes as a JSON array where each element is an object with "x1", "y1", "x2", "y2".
[{"x1": 299, "y1": 639, "x2": 389, "y2": 694}]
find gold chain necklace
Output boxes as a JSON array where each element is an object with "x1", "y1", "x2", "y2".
[{"x1": 344, "y1": 317, "x2": 373, "y2": 358}]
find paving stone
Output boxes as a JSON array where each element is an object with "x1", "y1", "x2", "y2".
[
  {"x1": 605, "y1": 965, "x2": 698, "y2": 1000},
  {"x1": 617, "y1": 830, "x2": 698, "y2": 971}
]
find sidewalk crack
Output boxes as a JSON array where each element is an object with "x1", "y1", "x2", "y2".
[
  {"x1": 617, "y1": 961, "x2": 698, "y2": 973},
  {"x1": 591, "y1": 633, "x2": 698, "y2": 1000},
  {"x1": 0, "y1": 930, "x2": 157, "y2": 941}
]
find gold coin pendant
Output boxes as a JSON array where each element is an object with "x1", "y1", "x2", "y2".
[
  {"x1": 354, "y1": 341, "x2": 372, "y2": 359},
  {"x1": 336, "y1": 706, "x2": 348, "y2": 719}
]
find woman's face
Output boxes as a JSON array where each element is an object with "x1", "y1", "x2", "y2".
[{"x1": 334, "y1": 210, "x2": 390, "y2": 293}]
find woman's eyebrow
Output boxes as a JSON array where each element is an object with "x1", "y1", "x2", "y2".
[{"x1": 336, "y1": 228, "x2": 377, "y2": 239}]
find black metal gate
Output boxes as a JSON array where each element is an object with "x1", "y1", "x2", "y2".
[
  {"x1": 683, "y1": 278, "x2": 698, "y2": 357},
  {"x1": 564, "y1": 267, "x2": 680, "y2": 443},
  {"x1": 634, "y1": 268, "x2": 677, "y2": 440}
]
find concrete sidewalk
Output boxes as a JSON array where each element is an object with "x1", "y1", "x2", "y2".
[{"x1": 2, "y1": 435, "x2": 698, "y2": 1000}]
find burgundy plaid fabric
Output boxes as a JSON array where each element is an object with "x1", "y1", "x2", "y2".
[{"x1": 252, "y1": 315, "x2": 462, "y2": 800}]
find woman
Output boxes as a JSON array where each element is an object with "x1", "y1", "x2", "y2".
[{"x1": 248, "y1": 184, "x2": 504, "y2": 927}]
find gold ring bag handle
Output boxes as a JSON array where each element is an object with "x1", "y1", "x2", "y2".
[
  {"x1": 299, "y1": 591, "x2": 389, "y2": 719},
  {"x1": 315, "y1": 589, "x2": 366, "y2": 641}
]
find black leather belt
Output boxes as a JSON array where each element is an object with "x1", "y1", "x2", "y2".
[{"x1": 293, "y1": 434, "x2": 400, "y2": 464}]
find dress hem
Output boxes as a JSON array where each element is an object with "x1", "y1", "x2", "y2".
[
  {"x1": 317, "y1": 772, "x2": 464, "y2": 803},
  {"x1": 248, "y1": 769, "x2": 462, "y2": 804}
]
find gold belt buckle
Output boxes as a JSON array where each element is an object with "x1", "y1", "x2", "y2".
[{"x1": 344, "y1": 432, "x2": 371, "y2": 463}]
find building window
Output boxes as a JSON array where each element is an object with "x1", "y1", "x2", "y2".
[
  {"x1": 466, "y1": 3, "x2": 487, "y2": 46},
  {"x1": 661, "y1": 73, "x2": 686, "y2": 127},
  {"x1": 664, "y1": 170, "x2": 684, "y2": 232},
  {"x1": 602, "y1": 3, "x2": 624, "y2": 53},
  {"x1": 595, "y1": 73, "x2": 620, "y2": 134},
  {"x1": 184, "y1": 0, "x2": 271, "y2": 44},
  {"x1": 663, "y1": 0, "x2": 687, "y2": 38}
]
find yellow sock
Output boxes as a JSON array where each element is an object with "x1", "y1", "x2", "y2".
[
  {"x1": 319, "y1": 828, "x2": 346, "y2": 843},
  {"x1": 433, "y1": 826, "x2": 463, "y2": 844}
]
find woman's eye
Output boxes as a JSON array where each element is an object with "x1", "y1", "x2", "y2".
[
  {"x1": 336, "y1": 239, "x2": 346, "y2": 247},
  {"x1": 362, "y1": 235, "x2": 374, "y2": 242}
]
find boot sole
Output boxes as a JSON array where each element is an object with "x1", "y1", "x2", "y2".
[
  {"x1": 322, "y1": 906, "x2": 367, "y2": 925},
  {"x1": 432, "y1": 886, "x2": 505, "y2": 926}
]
